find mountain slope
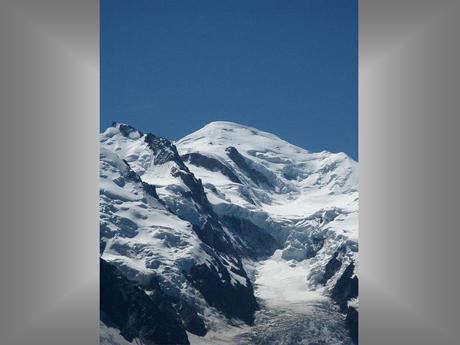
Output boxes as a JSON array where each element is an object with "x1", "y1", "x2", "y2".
[
  {"x1": 177, "y1": 121, "x2": 358, "y2": 293},
  {"x1": 100, "y1": 121, "x2": 359, "y2": 344},
  {"x1": 100, "y1": 258, "x2": 190, "y2": 345},
  {"x1": 100, "y1": 123, "x2": 259, "y2": 333}
]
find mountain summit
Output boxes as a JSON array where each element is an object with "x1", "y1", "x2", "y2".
[{"x1": 100, "y1": 121, "x2": 358, "y2": 345}]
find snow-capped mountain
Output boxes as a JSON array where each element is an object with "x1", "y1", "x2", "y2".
[{"x1": 100, "y1": 121, "x2": 359, "y2": 345}]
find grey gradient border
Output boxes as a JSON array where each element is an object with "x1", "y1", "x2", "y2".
[
  {"x1": 0, "y1": 1, "x2": 99, "y2": 344},
  {"x1": 360, "y1": 0, "x2": 460, "y2": 344},
  {"x1": 0, "y1": 1, "x2": 459, "y2": 344}
]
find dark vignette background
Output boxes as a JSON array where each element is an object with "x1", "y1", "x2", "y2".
[{"x1": 0, "y1": 1, "x2": 459, "y2": 345}]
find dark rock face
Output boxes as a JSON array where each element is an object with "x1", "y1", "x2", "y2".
[
  {"x1": 186, "y1": 261, "x2": 259, "y2": 325},
  {"x1": 115, "y1": 267, "x2": 207, "y2": 338},
  {"x1": 142, "y1": 135, "x2": 259, "y2": 325},
  {"x1": 172, "y1": 166, "x2": 215, "y2": 216},
  {"x1": 331, "y1": 262, "x2": 358, "y2": 312},
  {"x1": 145, "y1": 133, "x2": 188, "y2": 169},
  {"x1": 144, "y1": 134, "x2": 238, "y2": 257},
  {"x1": 226, "y1": 146, "x2": 273, "y2": 188},
  {"x1": 166, "y1": 150, "x2": 241, "y2": 258},
  {"x1": 191, "y1": 221, "x2": 233, "y2": 256},
  {"x1": 142, "y1": 181, "x2": 161, "y2": 200},
  {"x1": 345, "y1": 306, "x2": 359, "y2": 344},
  {"x1": 222, "y1": 215, "x2": 280, "y2": 259},
  {"x1": 99, "y1": 240, "x2": 106, "y2": 255},
  {"x1": 306, "y1": 235, "x2": 325, "y2": 259},
  {"x1": 100, "y1": 259, "x2": 190, "y2": 345},
  {"x1": 187, "y1": 221, "x2": 260, "y2": 324},
  {"x1": 122, "y1": 159, "x2": 142, "y2": 183},
  {"x1": 144, "y1": 135, "x2": 217, "y2": 221},
  {"x1": 115, "y1": 122, "x2": 142, "y2": 138},
  {"x1": 173, "y1": 172, "x2": 241, "y2": 257},
  {"x1": 172, "y1": 298, "x2": 207, "y2": 336},
  {"x1": 330, "y1": 262, "x2": 359, "y2": 344},
  {"x1": 320, "y1": 252, "x2": 342, "y2": 285},
  {"x1": 182, "y1": 152, "x2": 242, "y2": 184}
]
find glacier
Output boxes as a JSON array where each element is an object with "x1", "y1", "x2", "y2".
[{"x1": 100, "y1": 121, "x2": 358, "y2": 345}]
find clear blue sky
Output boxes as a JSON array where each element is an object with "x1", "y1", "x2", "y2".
[{"x1": 101, "y1": 0, "x2": 358, "y2": 160}]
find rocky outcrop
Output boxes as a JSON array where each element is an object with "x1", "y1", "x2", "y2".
[
  {"x1": 320, "y1": 252, "x2": 342, "y2": 285},
  {"x1": 345, "y1": 306, "x2": 359, "y2": 344},
  {"x1": 100, "y1": 258, "x2": 190, "y2": 345},
  {"x1": 331, "y1": 262, "x2": 358, "y2": 312},
  {"x1": 144, "y1": 133, "x2": 188, "y2": 169},
  {"x1": 172, "y1": 298, "x2": 207, "y2": 337},
  {"x1": 226, "y1": 146, "x2": 273, "y2": 188},
  {"x1": 222, "y1": 215, "x2": 280, "y2": 259},
  {"x1": 331, "y1": 262, "x2": 359, "y2": 344},
  {"x1": 182, "y1": 152, "x2": 242, "y2": 184},
  {"x1": 186, "y1": 261, "x2": 258, "y2": 325}
]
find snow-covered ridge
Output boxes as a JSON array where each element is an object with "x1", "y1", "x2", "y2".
[
  {"x1": 177, "y1": 120, "x2": 358, "y2": 245},
  {"x1": 100, "y1": 121, "x2": 359, "y2": 345},
  {"x1": 177, "y1": 121, "x2": 358, "y2": 208}
]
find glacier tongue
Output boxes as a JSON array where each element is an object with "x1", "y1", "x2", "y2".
[{"x1": 100, "y1": 121, "x2": 358, "y2": 344}]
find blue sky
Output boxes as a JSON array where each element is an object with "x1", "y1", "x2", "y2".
[{"x1": 101, "y1": 0, "x2": 358, "y2": 160}]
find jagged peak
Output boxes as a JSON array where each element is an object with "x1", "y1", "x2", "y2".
[
  {"x1": 107, "y1": 121, "x2": 144, "y2": 139},
  {"x1": 104, "y1": 121, "x2": 355, "y2": 164}
]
